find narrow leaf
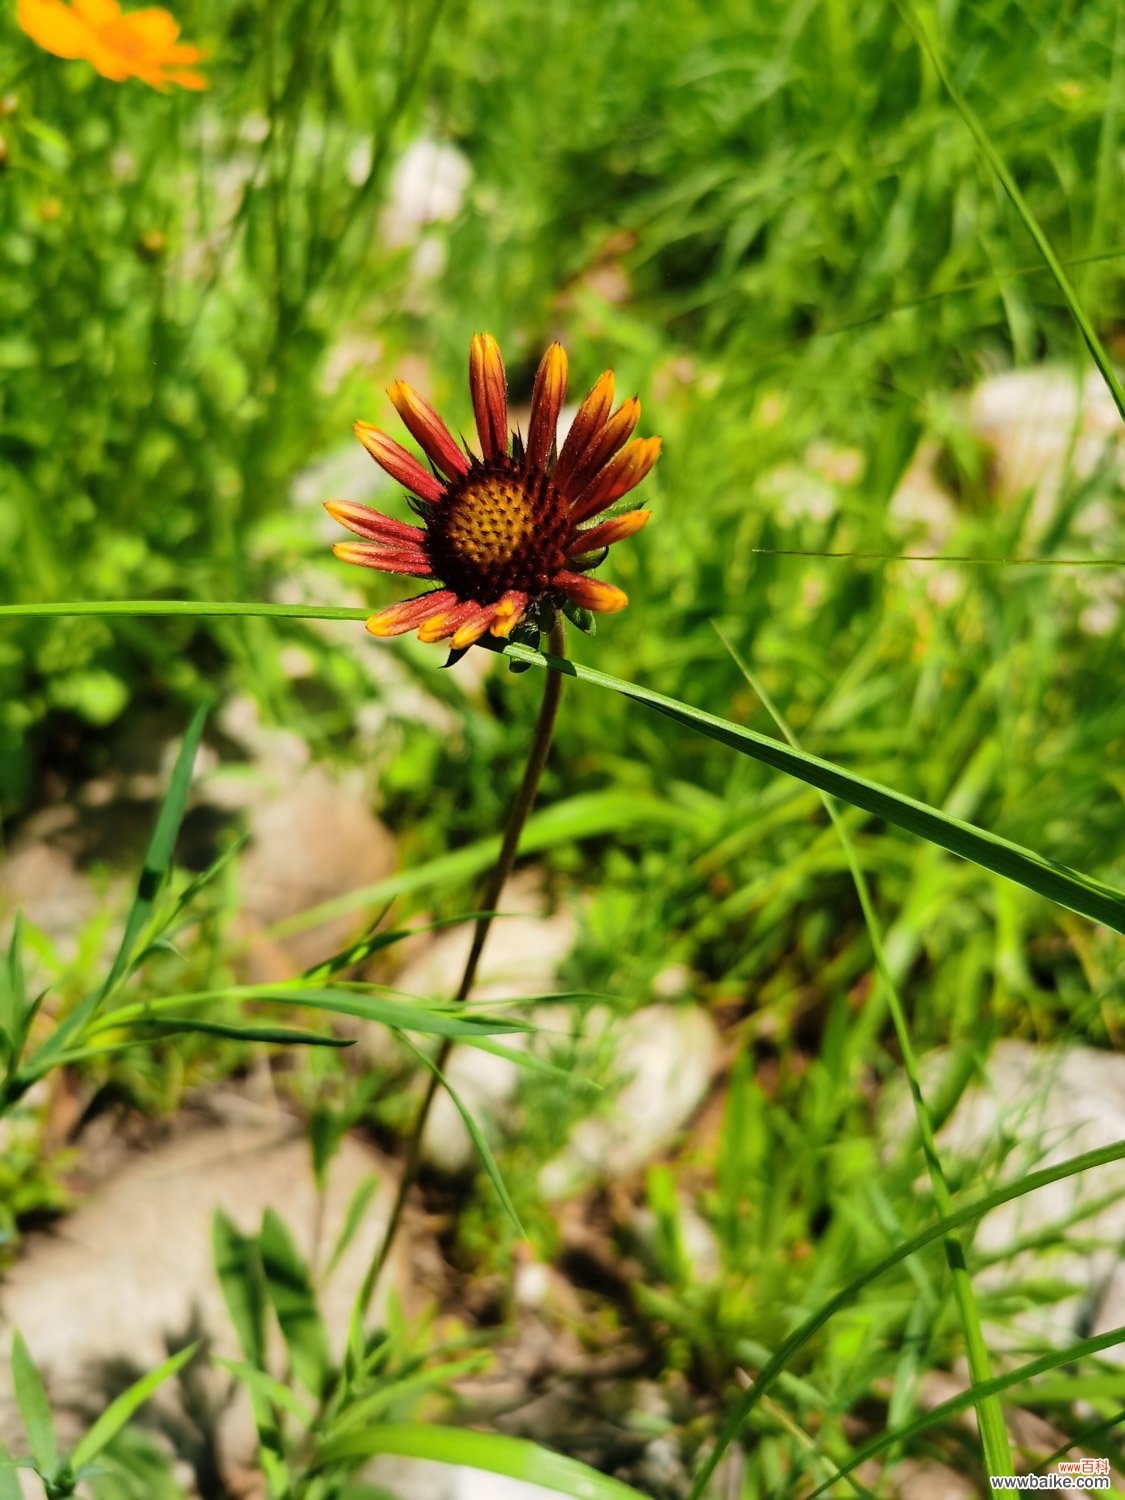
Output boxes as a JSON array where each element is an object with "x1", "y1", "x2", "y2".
[
  {"x1": 489, "y1": 640, "x2": 1125, "y2": 935},
  {"x1": 71, "y1": 1342, "x2": 199, "y2": 1470},
  {"x1": 315, "y1": 1422, "x2": 648, "y2": 1498},
  {"x1": 11, "y1": 1332, "x2": 56, "y2": 1474},
  {"x1": 688, "y1": 1141, "x2": 1125, "y2": 1495},
  {"x1": 325, "y1": 1173, "x2": 380, "y2": 1279},
  {"x1": 259, "y1": 1210, "x2": 331, "y2": 1398}
]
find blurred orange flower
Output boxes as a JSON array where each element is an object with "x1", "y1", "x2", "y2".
[{"x1": 17, "y1": 0, "x2": 208, "y2": 90}]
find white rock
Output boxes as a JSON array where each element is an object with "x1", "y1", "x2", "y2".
[
  {"x1": 970, "y1": 367, "x2": 1123, "y2": 534},
  {"x1": 0, "y1": 1119, "x2": 401, "y2": 1466},
  {"x1": 540, "y1": 1006, "x2": 719, "y2": 1198},
  {"x1": 887, "y1": 1042, "x2": 1125, "y2": 1358}
]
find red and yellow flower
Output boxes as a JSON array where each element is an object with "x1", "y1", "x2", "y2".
[
  {"x1": 327, "y1": 334, "x2": 660, "y2": 650},
  {"x1": 17, "y1": 0, "x2": 208, "y2": 90}
]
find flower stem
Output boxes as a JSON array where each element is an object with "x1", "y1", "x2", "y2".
[{"x1": 356, "y1": 618, "x2": 566, "y2": 1315}]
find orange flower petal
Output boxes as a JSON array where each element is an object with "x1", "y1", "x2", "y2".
[
  {"x1": 419, "y1": 601, "x2": 480, "y2": 643},
  {"x1": 388, "y1": 380, "x2": 469, "y2": 480},
  {"x1": 563, "y1": 397, "x2": 641, "y2": 499},
  {"x1": 488, "y1": 590, "x2": 528, "y2": 638},
  {"x1": 566, "y1": 508, "x2": 650, "y2": 556},
  {"x1": 354, "y1": 422, "x2": 446, "y2": 504},
  {"x1": 526, "y1": 343, "x2": 568, "y2": 471},
  {"x1": 570, "y1": 436, "x2": 661, "y2": 524},
  {"x1": 324, "y1": 499, "x2": 426, "y2": 547},
  {"x1": 17, "y1": 0, "x2": 95, "y2": 59},
  {"x1": 164, "y1": 67, "x2": 208, "y2": 88},
  {"x1": 553, "y1": 571, "x2": 628, "y2": 613},
  {"x1": 451, "y1": 603, "x2": 501, "y2": 649},
  {"x1": 554, "y1": 370, "x2": 615, "y2": 488},
  {"x1": 333, "y1": 541, "x2": 432, "y2": 577},
  {"x1": 112, "y1": 5, "x2": 178, "y2": 46},
  {"x1": 469, "y1": 332, "x2": 508, "y2": 460},
  {"x1": 366, "y1": 590, "x2": 456, "y2": 637},
  {"x1": 72, "y1": 0, "x2": 120, "y2": 24}
]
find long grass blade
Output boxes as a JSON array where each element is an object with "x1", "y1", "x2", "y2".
[
  {"x1": 315, "y1": 1421, "x2": 649, "y2": 1497},
  {"x1": 687, "y1": 1140, "x2": 1125, "y2": 1495},
  {"x1": 720, "y1": 627, "x2": 1013, "y2": 1478},
  {"x1": 893, "y1": 0, "x2": 1125, "y2": 423},
  {"x1": 489, "y1": 639, "x2": 1125, "y2": 934},
  {"x1": 803, "y1": 1328, "x2": 1125, "y2": 1500}
]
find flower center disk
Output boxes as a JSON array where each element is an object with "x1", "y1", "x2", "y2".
[{"x1": 426, "y1": 459, "x2": 569, "y2": 602}]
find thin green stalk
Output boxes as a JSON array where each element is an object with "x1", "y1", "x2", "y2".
[
  {"x1": 352, "y1": 617, "x2": 567, "y2": 1318},
  {"x1": 894, "y1": 0, "x2": 1125, "y2": 424},
  {"x1": 717, "y1": 625, "x2": 1014, "y2": 1478}
]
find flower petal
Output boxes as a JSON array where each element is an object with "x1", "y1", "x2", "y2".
[
  {"x1": 488, "y1": 590, "x2": 528, "y2": 638},
  {"x1": 563, "y1": 397, "x2": 640, "y2": 499},
  {"x1": 451, "y1": 602, "x2": 501, "y2": 648},
  {"x1": 469, "y1": 332, "x2": 508, "y2": 460},
  {"x1": 554, "y1": 370, "x2": 614, "y2": 488},
  {"x1": 554, "y1": 571, "x2": 628, "y2": 613},
  {"x1": 566, "y1": 508, "x2": 650, "y2": 556},
  {"x1": 354, "y1": 422, "x2": 446, "y2": 503},
  {"x1": 17, "y1": 0, "x2": 95, "y2": 58},
  {"x1": 388, "y1": 380, "x2": 470, "y2": 480},
  {"x1": 333, "y1": 541, "x2": 433, "y2": 577},
  {"x1": 72, "y1": 0, "x2": 121, "y2": 24},
  {"x1": 109, "y1": 5, "x2": 178, "y2": 46},
  {"x1": 164, "y1": 67, "x2": 208, "y2": 88},
  {"x1": 569, "y1": 436, "x2": 661, "y2": 524},
  {"x1": 324, "y1": 499, "x2": 427, "y2": 547},
  {"x1": 366, "y1": 590, "x2": 456, "y2": 637},
  {"x1": 526, "y1": 343, "x2": 568, "y2": 471},
  {"x1": 334, "y1": 543, "x2": 432, "y2": 576},
  {"x1": 418, "y1": 600, "x2": 480, "y2": 643}
]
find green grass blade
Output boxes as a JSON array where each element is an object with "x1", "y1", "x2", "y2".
[
  {"x1": 719, "y1": 627, "x2": 1013, "y2": 1479},
  {"x1": 489, "y1": 639, "x2": 1125, "y2": 934},
  {"x1": 10, "y1": 1332, "x2": 56, "y2": 1475},
  {"x1": 893, "y1": 0, "x2": 1125, "y2": 423},
  {"x1": 315, "y1": 1422, "x2": 648, "y2": 1497},
  {"x1": 398, "y1": 1034, "x2": 523, "y2": 1235},
  {"x1": 96, "y1": 984, "x2": 533, "y2": 1040},
  {"x1": 23, "y1": 704, "x2": 208, "y2": 1080},
  {"x1": 687, "y1": 1140, "x2": 1125, "y2": 1496},
  {"x1": 803, "y1": 1328, "x2": 1125, "y2": 1500},
  {"x1": 259, "y1": 1209, "x2": 332, "y2": 1398},
  {"x1": 115, "y1": 1017, "x2": 354, "y2": 1048},
  {"x1": 71, "y1": 1343, "x2": 200, "y2": 1471}
]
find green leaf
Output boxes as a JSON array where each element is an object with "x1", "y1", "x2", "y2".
[
  {"x1": 315, "y1": 1423, "x2": 648, "y2": 1497},
  {"x1": 71, "y1": 1343, "x2": 199, "y2": 1471},
  {"x1": 259, "y1": 1210, "x2": 331, "y2": 1398},
  {"x1": 23, "y1": 704, "x2": 209, "y2": 1081},
  {"x1": 398, "y1": 1036, "x2": 523, "y2": 1236},
  {"x1": 0, "y1": 916, "x2": 27, "y2": 1063},
  {"x1": 490, "y1": 640, "x2": 1125, "y2": 934},
  {"x1": 212, "y1": 1212, "x2": 267, "y2": 1370},
  {"x1": 325, "y1": 1173, "x2": 380, "y2": 1279},
  {"x1": 97, "y1": 985, "x2": 534, "y2": 1041},
  {"x1": 11, "y1": 1331, "x2": 57, "y2": 1474},
  {"x1": 213, "y1": 1357, "x2": 316, "y2": 1427},
  {"x1": 0, "y1": 1451, "x2": 20, "y2": 1500},
  {"x1": 804, "y1": 1327, "x2": 1125, "y2": 1500},
  {"x1": 688, "y1": 1141, "x2": 1125, "y2": 1496},
  {"x1": 722, "y1": 629, "x2": 1013, "y2": 1479},
  {"x1": 117, "y1": 1017, "x2": 354, "y2": 1048},
  {"x1": 893, "y1": 0, "x2": 1125, "y2": 424}
]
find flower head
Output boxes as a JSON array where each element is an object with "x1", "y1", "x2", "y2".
[
  {"x1": 328, "y1": 335, "x2": 660, "y2": 652},
  {"x1": 18, "y1": 0, "x2": 208, "y2": 90}
]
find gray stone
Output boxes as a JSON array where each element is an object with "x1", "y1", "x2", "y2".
[
  {"x1": 0, "y1": 1115, "x2": 401, "y2": 1466},
  {"x1": 886, "y1": 1041, "x2": 1125, "y2": 1358}
]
